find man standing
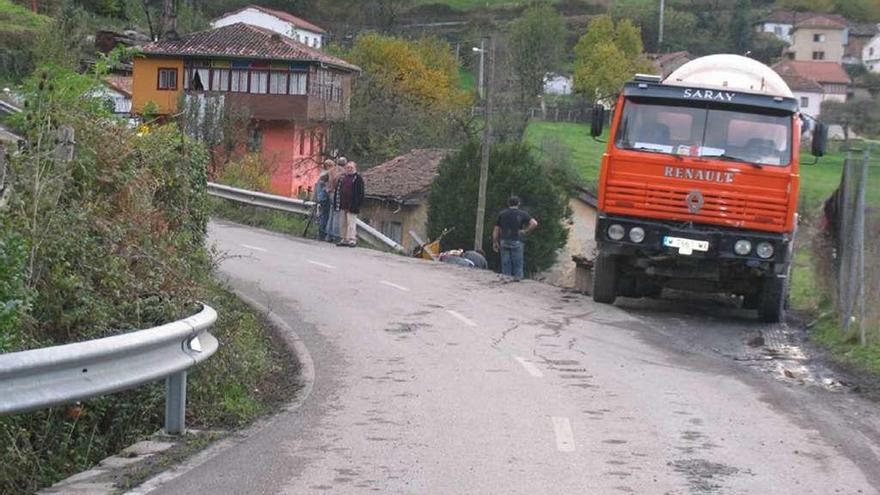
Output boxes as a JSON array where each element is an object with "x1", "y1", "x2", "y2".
[
  {"x1": 326, "y1": 157, "x2": 347, "y2": 243},
  {"x1": 492, "y1": 196, "x2": 538, "y2": 279},
  {"x1": 336, "y1": 161, "x2": 365, "y2": 247},
  {"x1": 315, "y1": 159, "x2": 334, "y2": 241}
]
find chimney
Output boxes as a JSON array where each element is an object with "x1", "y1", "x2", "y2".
[{"x1": 271, "y1": 33, "x2": 282, "y2": 43}]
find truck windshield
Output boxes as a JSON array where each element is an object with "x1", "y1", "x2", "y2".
[{"x1": 615, "y1": 98, "x2": 793, "y2": 166}]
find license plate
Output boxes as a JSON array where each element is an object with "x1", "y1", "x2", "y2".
[{"x1": 663, "y1": 236, "x2": 709, "y2": 256}]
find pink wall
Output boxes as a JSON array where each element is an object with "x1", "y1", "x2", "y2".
[{"x1": 261, "y1": 122, "x2": 328, "y2": 198}]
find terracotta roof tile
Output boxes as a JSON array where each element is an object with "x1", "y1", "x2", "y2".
[
  {"x1": 362, "y1": 149, "x2": 453, "y2": 201},
  {"x1": 773, "y1": 60, "x2": 851, "y2": 85},
  {"x1": 102, "y1": 75, "x2": 132, "y2": 97},
  {"x1": 141, "y1": 23, "x2": 358, "y2": 72},
  {"x1": 777, "y1": 72, "x2": 823, "y2": 92},
  {"x1": 759, "y1": 10, "x2": 847, "y2": 29}
]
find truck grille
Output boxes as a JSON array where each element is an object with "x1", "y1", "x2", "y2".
[{"x1": 606, "y1": 179, "x2": 789, "y2": 228}]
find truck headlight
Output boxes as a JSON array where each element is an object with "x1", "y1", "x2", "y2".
[
  {"x1": 734, "y1": 239, "x2": 752, "y2": 256},
  {"x1": 629, "y1": 227, "x2": 645, "y2": 243},
  {"x1": 756, "y1": 242, "x2": 774, "y2": 259},
  {"x1": 608, "y1": 224, "x2": 625, "y2": 241}
]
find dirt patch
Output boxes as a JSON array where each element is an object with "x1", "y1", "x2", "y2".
[{"x1": 669, "y1": 458, "x2": 740, "y2": 494}]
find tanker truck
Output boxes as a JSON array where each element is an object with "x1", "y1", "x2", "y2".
[{"x1": 589, "y1": 54, "x2": 828, "y2": 322}]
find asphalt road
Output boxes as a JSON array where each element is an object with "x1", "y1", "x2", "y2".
[{"x1": 136, "y1": 221, "x2": 880, "y2": 495}]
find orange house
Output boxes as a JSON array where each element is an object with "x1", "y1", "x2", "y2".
[{"x1": 132, "y1": 22, "x2": 360, "y2": 197}]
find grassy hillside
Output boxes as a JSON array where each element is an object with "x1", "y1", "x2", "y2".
[
  {"x1": 0, "y1": 0, "x2": 49, "y2": 82},
  {"x1": 415, "y1": 0, "x2": 560, "y2": 11}
]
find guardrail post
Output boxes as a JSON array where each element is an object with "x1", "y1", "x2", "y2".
[{"x1": 164, "y1": 371, "x2": 187, "y2": 435}]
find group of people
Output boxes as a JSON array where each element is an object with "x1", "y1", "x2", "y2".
[
  {"x1": 314, "y1": 157, "x2": 365, "y2": 247},
  {"x1": 313, "y1": 157, "x2": 539, "y2": 280}
]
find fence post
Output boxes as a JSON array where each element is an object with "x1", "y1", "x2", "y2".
[
  {"x1": 856, "y1": 147, "x2": 870, "y2": 345},
  {"x1": 164, "y1": 371, "x2": 187, "y2": 435},
  {"x1": 839, "y1": 151, "x2": 853, "y2": 333}
]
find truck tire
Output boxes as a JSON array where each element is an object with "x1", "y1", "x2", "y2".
[
  {"x1": 592, "y1": 255, "x2": 619, "y2": 304},
  {"x1": 757, "y1": 275, "x2": 787, "y2": 323}
]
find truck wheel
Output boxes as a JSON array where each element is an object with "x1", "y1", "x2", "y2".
[
  {"x1": 592, "y1": 255, "x2": 619, "y2": 304},
  {"x1": 757, "y1": 275, "x2": 787, "y2": 323}
]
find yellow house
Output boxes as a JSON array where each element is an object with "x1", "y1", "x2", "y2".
[{"x1": 132, "y1": 57, "x2": 184, "y2": 115}]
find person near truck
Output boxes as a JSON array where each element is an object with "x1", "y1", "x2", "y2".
[
  {"x1": 492, "y1": 196, "x2": 538, "y2": 279},
  {"x1": 315, "y1": 159, "x2": 334, "y2": 241},
  {"x1": 326, "y1": 157, "x2": 347, "y2": 243}
]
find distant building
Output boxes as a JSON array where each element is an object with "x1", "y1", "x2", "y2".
[
  {"x1": 543, "y1": 73, "x2": 572, "y2": 95},
  {"x1": 98, "y1": 75, "x2": 133, "y2": 115},
  {"x1": 845, "y1": 22, "x2": 878, "y2": 65},
  {"x1": 131, "y1": 23, "x2": 359, "y2": 197},
  {"x1": 359, "y1": 149, "x2": 451, "y2": 253},
  {"x1": 211, "y1": 5, "x2": 327, "y2": 49},
  {"x1": 861, "y1": 30, "x2": 880, "y2": 71},
  {"x1": 645, "y1": 51, "x2": 691, "y2": 79},
  {"x1": 773, "y1": 60, "x2": 850, "y2": 117},
  {"x1": 788, "y1": 14, "x2": 848, "y2": 63}
]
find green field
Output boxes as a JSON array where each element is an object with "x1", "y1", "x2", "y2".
[
  {"x1": 522, "y1": 121, "x2": 876, "y2": 208},
  {"x1": 459, "y1": 67, "x2": 476, "y2": 92}
]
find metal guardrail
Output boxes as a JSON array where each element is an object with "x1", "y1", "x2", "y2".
[
  {"x1": 207, "y1": 182, "x2": 405, "y2": 253},
  {"x1": 0, "y1": 305, "x2": 218, "y2": 435}
]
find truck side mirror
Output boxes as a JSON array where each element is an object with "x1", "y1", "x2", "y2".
[
  {"x1": 590, "y1": 104, "x2": 605, "y2": 137},
  {"x1": 811, "y1": 122, "x2": 828, "y2": 157}
]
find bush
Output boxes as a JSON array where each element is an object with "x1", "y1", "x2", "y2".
[{"x1": 427, "y1": 141, "x2": 570, "y2": 276}]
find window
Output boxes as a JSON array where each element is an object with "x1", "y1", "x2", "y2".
[
  {"x1": 249, "y1": 71, "x2": 268, "y2": 94},
  {"x1": 381, "y1": 221, "x2": 403, "y2": 244},
  {"x1": 299, "y1": 129, "x2": 306, "y2": 155},
  {"x1": 871, "y1": 47, "x2": 875, "y2": 56},
  {"x1": 269, "y1": 72, "x2": 288, "y2": 94},
  {"x1": 813, "y1": 33, "x2": 825, "y2": 42},
  {"x1": 812, "y1": 51, "x2": 825, "y2": 60},
  {"x1": 248, "y1": 126, "x2": 262, "y2": 153},
  {"x1": 774, "y1": 26, "x2": 782, "y2": 35},
  {"x1": 231, "y1": 70, "x2": 249, "y2": 92},
  {"x1": 800, "y1": 96, "x2": 809, "y2": 107},
  {"x1": 158, "y1": 68, "x2": 178, "y2": 90},
  {"x1": 189, "y1": 67, "x2": 209, "y2": 91},
  {"x1": 289, "y1": 72, "x2": 307, "y2": 95},
  {"x1": 211, "y1": 69, "x2": 229, "y2": 91},
  {"x1": 615, "y1": 99, "x2": 793, "y2": 166}
]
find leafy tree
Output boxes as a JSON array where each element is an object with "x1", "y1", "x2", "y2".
[
  {"x1": 834, "y1": 0, "x2": 880, "y2": 22},
  {"x1": 820, "y1": 98, "x2": 880, "y2": 142},
  {"x1": 730, "y1": 0, "x2": 751, "y2": 54},
  {"x1": 775, "y1": 0, "x2": 834, "y2": 11},
  {"x1": 507, "y1": 2, "x2": 566, "y2": 106},
  {"x1": 331, "y1": 33, "x2": 472, "y2": 166},
  {"x1": 426, "y1": 141, "x2": 570, "y2": 276},
  {"x1": 573, "y1": 16, "x2": 655, "y2": 102}
]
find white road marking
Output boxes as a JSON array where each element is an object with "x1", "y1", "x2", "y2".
[
  {"x1": 240, "y1": 244, "x2": 268, "y2": 252},
  {"x1": 446, "y1": 310, "x2": 478, "y2": 327},
  {"x1": 551, "y1": 417, "x2": 576, "y2": 452},
  {"x1": 380, "y1": 280, "x2": 410, "y2": 292},
  {"x1": 513, "y1": 356, "x2": 544, "y2": 378},
  {"x1": 307, "y1": 260, "x2": 336, "y2": 269}
]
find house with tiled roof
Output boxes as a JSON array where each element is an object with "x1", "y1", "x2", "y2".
[
  {"x1": 773, "y1": 60, "x2": 850, "y2": 117},
  {"x1": 131, "y1": 22, "x2": 359, "y2": 197},
  {"x1": 754, "y1": 11, "x2": 849, "y2": 62},
  {"x1": 359, "y1": 149, "x2": 452, "y2": 252},
  {"x1": 211, "y1": 5, "x2": 326, "y2": 49}
]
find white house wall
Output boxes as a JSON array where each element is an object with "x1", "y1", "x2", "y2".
[
  {"x1": 863, "y1": 35, "x2": 880, "y2": 71},
  {"x1": 793, "y1": 90, "x2": 822, "y2": 118},
  {"x1": 756, "y1": 22, "x2": 793, "y2": 43},
  {"x1": 211, "y1": 8, "x2": 323, "y2": 48}
]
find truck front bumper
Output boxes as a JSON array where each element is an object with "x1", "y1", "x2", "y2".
[{"x1": 596, "y1": 214, "x2": 792, "y2": 273}]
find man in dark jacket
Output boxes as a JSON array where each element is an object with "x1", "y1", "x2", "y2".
[{"x1": 336, "y1": 161, "x2": 365, "y2": 247}]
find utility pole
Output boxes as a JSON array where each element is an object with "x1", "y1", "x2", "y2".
[
  {"x1": 658, "y1": 0, "x2": 665, "y2": 47},
  {"x1": 474, "y1": 35, "x2": 494, "y2": 251},
  {"x1": 476, "y1": 38, "x2": 486, "y2": 99}
]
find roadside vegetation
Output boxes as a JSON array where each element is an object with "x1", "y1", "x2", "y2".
[{"x1": 0, "y1": 60, "x2": 295, "y2": 494}]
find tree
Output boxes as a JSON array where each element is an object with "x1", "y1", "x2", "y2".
[
  {"x1": 834, "y1": 0, "x2": 880, "y2": 22},
  {"x1": 507, "y1": 2, "x2": 566, "y2": 106},
  {"x1": 331, "y1": 33, "x2": 472, "y2": 166},
  {"x1": 573, "y1": 16, "x2": 655, "y2": 102},
  {"x1": 820, "y1": 98, "x2": 880, "y2": 142},
  {"x1": 730, "y1": 0, "x2": 751, "y2": 54},
  {"x1": 775, "y1": 0, "x2": 834, "y2": 12},
  {"x1": 427, "y1": 141, "x2": 570, "y2": 276}
]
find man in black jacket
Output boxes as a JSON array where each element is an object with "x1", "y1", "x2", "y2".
[{"x1": 336, "y1": 161, "x2": 365, "y2": 247}]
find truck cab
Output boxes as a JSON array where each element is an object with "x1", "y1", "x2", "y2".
[{"x1": 591, "y1": 55, "x2": 827, "y2": 322}]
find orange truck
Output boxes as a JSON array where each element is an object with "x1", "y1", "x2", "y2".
[{"x1": 590, "y1": 54, "x2": 828, "y2": 322}]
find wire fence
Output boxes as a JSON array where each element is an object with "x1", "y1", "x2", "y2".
[{"x1": 824, "y1": 147, "x2": 879, "y2": 345}]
